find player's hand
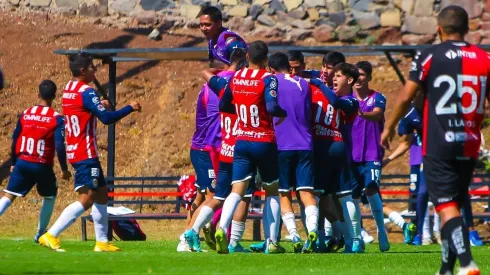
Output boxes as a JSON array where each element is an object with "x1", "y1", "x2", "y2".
[
  {"x1": 10, "y1": 166, "x2": 14, "y2": 173},
  {"x1": 381, "y1": 128, "x2": 395, "y2": 150},
  {"x1": 61, "y1": 170, "x2": 72, "y2": 180},
  {"x1": 130, "y1": 101, "x2": 142, "y2": 112},
  {"x1": 101, "y1": 99, "x2": 111, "y2": 109}
]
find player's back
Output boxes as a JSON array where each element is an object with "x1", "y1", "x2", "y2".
[
  {"x1": 62, "y1": 80, "x2": 98, "y2": 163},
  {"x1": 412, "y1": 41, "x2": 490, "y2": 159},
  {"x1": 230, "y1": 68, "x2": 275, "y2": 142},
  {"x1": 311, "y1": 83, "x2": 343, "y2": 142},
  {"x1": 16, "y1": 105, "x2": 60, "y2": 165}
]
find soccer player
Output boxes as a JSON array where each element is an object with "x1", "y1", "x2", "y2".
[
  {"x1": 214, "y1": 41, "x2": 286, "y2": 254},
  {"x1": 266, "y1": 52, "x2": 319, "y2": 253},
  {"x1": 350, "y1": 61, "x2": 390, "y2": 252},
  {"x1": 381, "y1": 6, "x2": 484, "y2": 275},
  {"x1": 39, "y1": 53, "x2": 141, "y2": 252},
  {"x1": 0, "y1": 80, "x2": 71, "y2": 242},
  {"x1": 304, "y1": 52, "x2": 346, "y2": 88}
]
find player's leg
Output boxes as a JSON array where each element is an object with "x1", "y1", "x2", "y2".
[
  {"x1": 383, "y1": 205, "x2": 416, "y2": 245},
  {"x1": 34, "y1": 167, "x2": 58, "y2": 243},
  {"x1": 228, "y1": 197, "x2": 251, "y2": 253},
  {"x1": 415, "y1": 167, "x2": 430, "y2": 245},
  {"x1": 0, "y1": 162, "x2": 32, "y2": 216},
  {"x1": 461, "y1": 196, "x2": 484, "y2": 247},
  {"x1": 350, "y1": 163, "x2": 369, "y2": 244}
]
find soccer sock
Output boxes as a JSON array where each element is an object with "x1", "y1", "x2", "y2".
[
  {"x1": 0, "y1": 196, "x2": 12, "y2": 216},
  {"x1": 263, "y1": 201, "x2": 270, "y2": 239},
  {"x1": 340, "y1": 220, "x2": 354, "y2": 247},
  {"x1": 353, "y1": 198, "x2": 362, "y2": 237},
  {"x1": 268, "y1": 196, "x2": 281, "y2": 243},
  {"x1": 282, "y1": 212, "x2": 299, "y2": 238},
  {"x1": 324, "y1": 218, "x2": 332, "y2": 237},
  {"x1": 304, "y1": 205, "x2": 319, "y2": 234},
  {"x1": 339, "y1": 196, "x2": 358, "y2": 239},
  {"x1": 388, "y1": 211, "x2": 406, "y2": 230},
  {"x1": 230, "y1": 220, "x2": 245, "y2": 247},
  {"x1": 444, "y1": 216, "x2": 473, "y2": 267},
  {"x1": 48, "y1": 201, "x2": 85, "y2": 237},
  {"x1": 219, "y1": 193, "x2": 241, "y2": 235},
  {"x1": 91, "y1": 203, "x2": 108, "y2": 242},
  {"x1": 423, "y1": 207, "x2": 431, "y2": 239},
  {"x1": 433, "y1": 210, "x2": 441, "y2": 234},
  {"x1": 367, "y1": 193, "x2": 386, "y2": 235},
  {"x1": 192, "y1": 205, "x2": 214, "y2": 234},
  {"x1": 332, "y1": 221, "x2": 342, "y2": 240},
  {"x1": 211, "y1": 207, "x2": 222, "y2": 228},
  {"x1": 38, "y1": 197, "x2": 55, "y2": 234}
]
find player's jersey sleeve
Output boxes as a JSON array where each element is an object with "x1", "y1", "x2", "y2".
[
  {"x1": 208, "y1": 76, "x2": 228, "y2": 95},
  {"x1": 54, "y1": 116, "x2": 68, "y2": 171},
  {"x1": 409, "y1": 49, "x2": 433, "y2": 87},
  {"x1": 10, "y1": 117, "x2": 22, "y2": 165},
  {"x1": 82, "y1": 89, "x2": 133, "y2": 125},
  {"x1": 373, "y1": 93, "x2": 386, "y2": 111},
  {"x1": 219, "y1": 83, "x2": 235, "y2": 114},
  {"x1": 264, "y1": 75, "x2": 287, "y2": 117}
]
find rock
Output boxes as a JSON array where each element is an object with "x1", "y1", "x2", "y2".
[
  {"x1": 141, "y1": 0, "x2": 175, "y2": 11},
  {"x1": 29, "y1": 0, "x2": 51, "y2": 6},
  {"x1": 288, "y1": 8, "x2": 306, "y2": 19},
  {"x1": 270, "y1": 0, "x2": 286, "y2": 12},
  {"x1": 469, "y1": 19, "x2": 481, "y2": 31},
  {"x1": 255, "y1": 26, "x2": 286, "y2": 37},
  {"x1": 288, "y1": 29, "x2": 312, "y2": 40},
  {"x1": 395, "y1": 0, "x2": 414, "y2": 14},
  {"x1": 465, "y1": 31, "x2": 481, "y2": 44},
  {"x1": 312, "y1": 24, "x2": 335, "y2": 42},
  {"x1": 352, "y1": 10, "x2": 380, "y2": 29},
  {"x1": 228, "y1": 16, "x2": 255, "y2": 32},
  {"x1": 250, "y1": 4, "x2": 263, "y2": 19},
  {"x1": 315, "y1": 18, "x2": 331, "y2": 25},
  {"x1": 242, "y1": 0, "x2": 253, "y2": 3},
  {"x1": 180, "y1": 4, "x2": 202, "y2": 19},
  {"x1": 148, "y1": 28, "x2": 161, "y2": 40},
  {"x1": 327, "y1": 0, "x2": 343, "y2": 13},
  {"x1": 318, "y1": 8, "x2": 328, "y2": 17},
  {"x1": 8, "y1": 0, "x2": 20, "y2": 5},
  {"x1": 483, "y1": 12, "x2": 490, "y2": 21},
  {"x1": 413, "y1": 0, "x2": 434, "y2": 16},
  {"x1": 349, "y1": 0, "x2": 371, "y2": 11},
  {"x1": 135, "y1": 11, "x2": 157, "y2": 25},
  {"x1": 252, "y1": 0, "x2": 271, "y2": 5},
  {"x1": 57, "y1": 7, "x2": 77, "y2": 16},
  {"x1": 291, "y1": 19, "x2": 314, "y2": 29},
  {"x1": 80, "y1": 3, "x2": 108, "y2": 17},
  {"x1": 111, "y1": 0, "x2": 137, "y2": 14},
  {"x1": 305, "y1": 0, "x2": 325, "y2": 7},
  {"x1": 276, "y1": 10, "x2": 291, "y2": 23},
  {"x1": 481, "y1": 21, "x2": 490, "y2": 31},
  {"x1": 440, "y1": 0, "x2": 482, "y2": 19},
  {"x1": 374, "y1": 27, "x2": 401, "y2": 44},
  {"x1": 380, "y1": 9, "x2": 401, "y2": 27},
  {"x1": 228, "y1": 5, "x2": 249, "y2": 17},
  {"x1": 283, "y1": 0, "x2": 302, "y2": 11},
  {"x1": 401, "y1": 34, "x2": 435, "y2": 45},
  {"x1": 264, "y1": 7, "x2": 275, "y2": 15},
  {"x1": 337, "y1": 25, "x2": 359, "y2": 41},
  {"x1": 307, "y1": 8, "x2": 319, "y2": 21},
  {"x1": 402, "y1": 15, "x2": 437, "y2": 35},
  {"x1": 257, "y1": 14, "x2": 276, "y2": 26},
  {"x1": 329, "y1": 11, "x2": 346, "y2": 26},
  {"x1": 55, "y1": 0, "x2": 78, "y2": 8},
  {"x1": 482, "y1": 30, "x2": 490, "y2": 38},
  {"x1": 221, "y1": 0, "x2": 238, "y2": 5},
  {"x1": 185, "y1": 18, "x2": 201, "y2": 28}
]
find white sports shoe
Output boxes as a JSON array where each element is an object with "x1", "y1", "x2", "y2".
[
  {"x1": 456, "y1": 261, "x2": 480, "y2": 275},
  {"x1": 361, "y1": 228, "x2": 374, "y2": 244},
  {"x1": 177, "y1": 239, "x2": 192, "y2": 252}
]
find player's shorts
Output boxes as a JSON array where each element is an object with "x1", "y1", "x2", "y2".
[
  {"x1": 314, "y1": 140, "x2": 352, "y2": 196},
  {"x1": 409, "y1": 164, "x2": 421, "y2": 194},
  {"x1": 351, "y1": 161, "x2": 382, "y2": 198},
  {"x1": 190, "y1": 149, "x2": 216, "y2": 193},
  {"x1": 4, "y1": 159, "x2": 57, "y2": 197},
  {"x1": 232, "y1": 141, "x2": 279, "y2": 185},
  {"x1": 423, "y1": 156, "x2": 476, "y2": 210},
  {"x1": 278, "y1": 150, "x2": 314, "y2": 193},
  {"x1": 214, "y1": 161, "x2": 256, "y2": 200},
  {"x1": 72, "y1": 159, "x2": 106, "y2": 191}
]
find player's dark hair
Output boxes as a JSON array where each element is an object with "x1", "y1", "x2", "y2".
[
  {"x1": 438, "y1": 5, "x2": 469, "y2": 36},
  {"x1": 355, "y1": 61, "x2": 373, "y2": 77},
  {"x1": 268, "y1": 52, "x2": 291, "y2": 72},
  {"x1": 248, "y1": 40, "x2": 268, "y2": 64},
  {"x1": 39, "y1": 79, "x2": 57, "y2": 100},
  {"x1": 200, "y1": 6, "x2": 223, "y2": 22},
  {"x1": 287, "y1": 50, "x2": 305, "y2": 64},
  {"x1": 230, "y1": 48, "x2": 248, "y2": 70},
  {"x1": 69, "y1": 53, "x2": 93, "y2": 77},
  {"x1": 333, "y1": 63, "x2": 360, "y2": 85},
  {"x1": 322, "y1": 51, "x2": 345, "y2": 66}
]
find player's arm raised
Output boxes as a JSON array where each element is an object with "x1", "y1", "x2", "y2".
[
  {"x1": 310, "y1": 78, "x2": 359, "y2": 115},
  {"x1": 202, "y1": 69, "x2": 223, "y2": 83},
  {"x1": 82, "y1": 88, "x2": 141, "y2": 125},
  {"x1": 54, "y1": 116, "x2": 71, "y2": 179},
  {"x1": 383, "y1": 133, "x2": 413, "y2": 167},
  {"x1": 10, "y1": 117, "x2": 22, "y2": 172},
  {"x1": 264, "y1": 75, "x2": 287, "y2": 117}
]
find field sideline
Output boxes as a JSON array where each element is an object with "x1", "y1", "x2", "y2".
[{"x1": 0, "y1": 240, "x2": 489, "y2": 274}]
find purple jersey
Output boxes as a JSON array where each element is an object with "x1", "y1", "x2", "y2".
[
  {"x1": 208, "y1": 28, "x2": 247, "y2": 65},
  {"x1": 398, "y1": 107, "x2": 422, "y2": 166},
  {"x1": 350, "y1": 90, "x2": 386, "y2": 162},
  {"x1": 273, "y1": 74, "x2": 312, "y2": 150}
]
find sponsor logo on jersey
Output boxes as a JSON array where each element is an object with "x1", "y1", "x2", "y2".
[
  {"x1": 445, "y1": 49, "x2": 476, "y2": 60},
  {"x1": 23, "y1": 115, "x2": 52, "y2": 123},
  {"x1": 63, "y1": 93, "x2": 77, "y2": 99},
  {"x1": 92, "y1": 96, "x2": 99, "y2": 104},
  {"x1": 269, "y1": 90, "x2": 277, "y2": 97},
  {"x1": 232, "y1": 78, "x2": 260, "y2": 87},
  {"x1": 97, "y1": 104, "x2": 105, "y2": 111}
]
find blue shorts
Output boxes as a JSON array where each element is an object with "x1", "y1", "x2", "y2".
[
  {"x1": 351, "y1": 161, "x2": 382, "y2": 198},
  {"x1": 214, "y1": 162, "x2": 256, "y2": 201},
  {"x1": 278, "y1": 150, "x2": 314, "y2": 192},
  {"x1": 409, "y1": 164, "x2": 421, "y2": 194},
  {"x1": 190, "y1": 149, "x2": 216, "y2": 193},
  {"x1": 72, "y1": 159, "x2": 106, "y2": 191},
  {"x1": 5, "y1": 159, "x2": 57, "y2": 197},
  {"x1": 232, "y1": 141, "x2": 279, "y2": 185},
  {"x1": 314, "y1": 140, "x2": 352, "y2": 196}
]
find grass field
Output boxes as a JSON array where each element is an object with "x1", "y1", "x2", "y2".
[{"x1": 0, "y1": 240, "x2": 489, "y2": 274}]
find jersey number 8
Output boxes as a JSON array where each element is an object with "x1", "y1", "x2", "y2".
[
  {"x1": 65, "y1": 115, "x2": 81, "y2": 137},
  {"x1": 237, "y1": 104, "x2": 260, "y2": 128},
  {"x1": 434, "y1": 74, "x2": 487, "y2": 115},
  {"x1": 314, "y1": 101, "x2": 340, "y2": 126}
]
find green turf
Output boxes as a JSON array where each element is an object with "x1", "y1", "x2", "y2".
[{"x1": 0, "y1": 240, "x2": 489, "y2": 274}]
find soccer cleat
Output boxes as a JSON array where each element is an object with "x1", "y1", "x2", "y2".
[
  {"x1": 314, "y1": 237, "x2": 328, "y2": 253},
  {"x1": 302, "y1": 231, "x2": 318, "y2": 253},
  {"x1": 250, "y1": 241, "x2": 266, "y2": 253},
  {"x1": 202, "y1": 223, "x2": 216, "y2": 250},
  {"x1": 214, "y1": 228, "x2": 228, "y2": 254},
  {"x1": 352, "y1": 238, "x2": 365, "y2": 253},
  {"x1": 342, "y1": 245, "x2": 354, "y2": 253},
  {"x1": 469, "y1": 230, "x2": 484, "y2": 247},
  {"x1": 177, "y1": 239, "x2": 192, "y2": 252},
  {"x1": 361, "y1": 228, "x2": 374, "y2": 244},
  {"x1": 434, "y1": 232, "x2": 442, "y2": 245},
  {"x1": 264, "y1": 239, "x2": 286, "y2": 254},
  {"x1": 292, "y1": 235, "x2": 303, "y2": 253},
  {"x1": 34, "y1": 230, "x2": 46, "y2": 244},
  {"x1": 184, "y1": 230, "x2": 202, "y2": 252},
  {"x1": 378, "y1": 233, "x2": 390, "y2": 252},
  {"x1": 94, "y1": 241, "x2": 122, "y2": 252},
  {"x1": 228, "y1": 242, "x2": 250, "y2": 253},
  {"x1": 38, "y1": 233, "x2": 65, "y2": 252},
  {"x1": 412, "y1": 234, "x2": 422, "y2": 246},
  {"x1": 422, "y1": 237, "x2": 433, "y2": 246},
  {"x1": 457, "y1": 262, "x2": 480, "y2": 275},
  {"x1": 403, "y1": 222, "x2": 417, "y2": 244}
]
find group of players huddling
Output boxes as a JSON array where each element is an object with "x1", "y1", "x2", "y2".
[{"x1": 0, "y1": 3, "x2": 485, "y2": 275}]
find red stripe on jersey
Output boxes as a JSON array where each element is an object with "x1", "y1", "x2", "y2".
[
  {"x1": 310, "y1": 83, "x2": 343, "y2": 141},
  {"x1": 421, "y1": 56, "x2": 433, "y2": 156}
]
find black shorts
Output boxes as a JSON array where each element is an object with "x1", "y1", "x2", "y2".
[{"x1": 423, "y1": 156, "x2": 476, "y2": 209}]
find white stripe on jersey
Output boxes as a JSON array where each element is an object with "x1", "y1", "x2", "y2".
[
  {"x1": 69, "y1": 81, "x2": 78, "y2": 91},
  {"x1": 240, "y1": 67, "x2": 248, "y2": 78},
  {"x1": 41, "y1": 106, "x2": 49, "y2": 115},
  {"x1": 79, "y1": 85, "x2": 91, "y2": 93},
  {"x1": 234, "y1": 71, "x2": 240, "y2": 77},
  {"x1": 86, "y1": 118, "x2": 92, "y2": 159},
  {"x1": 65, "y1": 82, "x2": 71, "y2": 90},
  {"x1": 30, "y1": 106, "x2": 38, "y2": 114},
  {"x1": 23, "y1": 109, "x2": 28, "y2": 114},
  {"x1": 421, "y1": 54, "x2": 433, "y2": 67},
  {"x1": 262, "y1": 72, "x2": 271, "y2": 78},
  {"x1": 250, "y1": 69, "x2": 259, "y2": 78},
  {"x1": 404, "y1": 107, "x2": 415, "y2": 118},
  {"x1": 92, "y1": 117, "x2": 98, "y2": 157}
]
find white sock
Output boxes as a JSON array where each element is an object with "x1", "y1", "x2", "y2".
[
  {"x1": 38, "y1": 197, "x2": 55, "y2": 234},
  {"x1": 219, "y1": 192, "x2": 241, "y2": 235},
  {"x1": 179, "y1": 233, "x2": 185, "y2": 241},
  {"x1": 304, "y1": 205, "x2": 319, "y2": 233},
  {"x1": 230, "y1": 220, "x2": 245, "y2": 247},
  {"x1": 388, "y1": 211, "x2": 406, "y2": 230},
  {"x1": 367, "y1": 193, "x2": 386, "y2": 235},
  {"x1": 433, "y1": 208, "x2": 440, "y2": 234},
  {"x1": 192, "y1": 205, "x2": 214, "y2": 234},
  {"x1": 332, "y1": 221, "x2": 342, "y2": 239},
  {"x1": 268, "y1": 196, "x2": 281, "y2": 243},
  {"x1": 324, "y1": 218, "x2": 332, "y2": 237},
  {"x1": 91, "y1": 203, "x2": 108, "y2": 242},
  {"x1": 353, "y1": 198, "x2": 362, "y2": 237},
  {"x1": 0, "y1": 196, "x2": 12, "y2": 216},
  {"x1": 263, "y1": 202, "x2": 270, "y2": 239},
  {"x1": 339, "y1": 196, "x2": 356, "y2": 244},
  {"x1": 48, "y1": 201, "x2": 85, "y2": 237},
  {"x1": 423, "y1": 206, "x2": 431, "y2": 239},
  {"x1": 282, "y1": 212, "x2": 299, "y2": 238}
]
